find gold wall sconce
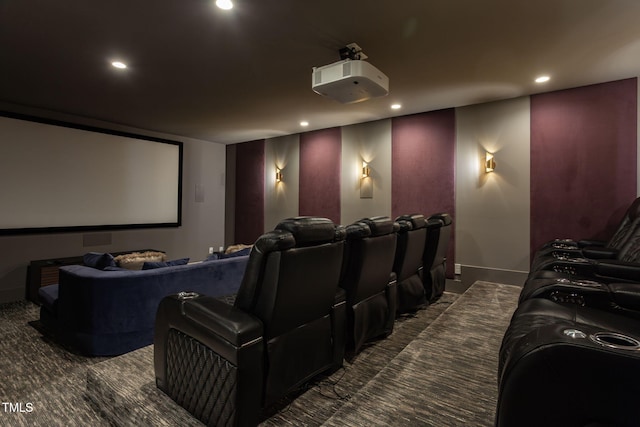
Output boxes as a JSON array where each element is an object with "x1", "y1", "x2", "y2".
[
  {"x1": 485, "y1": 152, "x2": 496, "y2": 173},
  {"x1": 362, "y1": 161, "x2": 371, "y2": 178},
  {"x1": 360, "y1": 161, "x2": 372, "y2": 198},
  {"x1": 275, "y1": 167, "x2": 283, "y2": 182}
]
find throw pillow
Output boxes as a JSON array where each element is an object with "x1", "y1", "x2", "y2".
[
  {"x1": 142, "y1": 258, "x2": 190, "y2": 270},
  {"x1": 113, "y1": 251, "x2": 166, "y2": 270},
  {"x1": 83, "y1": 252, "x2": 117, "y2": 270},
  {"x1": 225, "y1": 244, "x2": 253, "y2": 254}
]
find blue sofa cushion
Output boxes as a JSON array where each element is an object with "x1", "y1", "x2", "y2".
[
  {"x1": 83, "y1": 252, "x2": 117, "y2": 270},
  {"x1": 142, "y1": 258, "x2": 190, "y2": 270}
]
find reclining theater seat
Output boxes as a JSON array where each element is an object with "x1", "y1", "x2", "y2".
[
  {"x1": 497, "y1": 297, "x2": 640, "y2": 427},
  {"x1": 530, "y1": 215, "x2": 640, "y2": 273},
  {"x1": 535, "y1": 196, "x2": 640, "y2": 253},
  {"x1": 340, "y1": 216, "x2": 398, "y2": 356},
  {"x1": 529, "y1": 197, "x2": 640, "y2": 272},
  {"x1": 519, "y1": 216, "x2": 640, "y2": 317},
  {"x1": 422, "y1": 213, "x2": 453, "y2": 302},
  {"x1": 522, "y1": 218, "x2": 640, "y2": 304},
  {"x1": 394, "y1": 214, "x2": 428, "y2": 315},
  {"x1": 154, "y1": 217, "x2": 347, "y2": 426}
]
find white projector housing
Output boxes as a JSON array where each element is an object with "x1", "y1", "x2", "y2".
[{"x1": 312, "y1": 59, "x2": 389, "y2": 104}]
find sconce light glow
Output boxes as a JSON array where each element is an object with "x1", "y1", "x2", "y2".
[
  {"x1": 216, "y1": 0, "x2": 233, "y2": 10},
  {"x1": 111, "y1": 61, "x2": 127, "y2": 69},
  {"x1": 275, "y1": 167, "x2": 283, "y2": 183},
  {"x1": 535, "y1": 75, "x2": 550, "y2": 83},
  {"x1": 300, "y1": 121, "x2": 309, "y2": 127},
  {"x1": 485, "y1": 152, "x2": 496, "y2": 173},
  {"x1": 362, "y1": 161, "x2": 371, "y2": 178}
]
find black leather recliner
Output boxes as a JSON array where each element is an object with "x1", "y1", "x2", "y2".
[
  {"x1": 530, "y1": 197, "x2": 640, "y2": 273},
  {"x1": 154, "y1": 217, "x2": 347, "y2": 426},
  {"x1": 422, "y1": 213, "x2": 453, "y2": 302},
  {"x1": 497, "y1": 297, "x2": 640, "y2": 427},
  {"x1": 340, "y1": 216, "x2": 398, "y2": 356},
  {"x1": 530, "y1": 215, "x2": 640, "y2": 273},
  {"x1": 534, "y1": 196, "x2": 640, "y2": 254},
  {"x1": 518, "y1": 277, "x2": 640, "y2": 320},
  {"x1": 520, "y1": 220, "x2": 640, "y2": 315},
  {"x1": 394, "y1": 213, "x2": 428, "y2": 315},
  {"x1": 526, "y1": 216, "x2": 640, "y2": 283}
]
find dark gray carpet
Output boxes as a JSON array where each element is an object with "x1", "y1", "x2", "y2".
[
  {"x1": 0, "y1": 301, "x2": 109, "y2": 426},
  {"x1": 323, "y1": 281, "x2": 520, "y2": 427},
  {"x1": 0, "y1": 282, "x2": 520, "y2": 426}
]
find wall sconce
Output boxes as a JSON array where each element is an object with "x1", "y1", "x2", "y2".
[
  {"x1": 275, "y1": 167, "x2": 283, "y2": 182},
  {"x1": 485, "y1": 152, "x2": 496, "y2": 173},
  {"x1": 362, "y1": 161, "x2": 370, "y2": 178},
  {"x1": 360, "y1": 161, "x2": 372, "y2": 198}
]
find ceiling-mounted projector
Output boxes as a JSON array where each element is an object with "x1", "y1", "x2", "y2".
[{"x1": 312, "y1": 43, "x2": 389, "y2": 104}]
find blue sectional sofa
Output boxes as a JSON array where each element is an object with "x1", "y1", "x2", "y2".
[{"x1": 38, "y1": 255, "x2": 249, "y2": 356}]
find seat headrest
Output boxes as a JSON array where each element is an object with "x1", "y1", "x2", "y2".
[
  {"x1": 358, "y1": 216, "x2": 397, "y2": 237},
  {"x1": 345, "y1": 222, "x2": 371, "y2": 240},
  {"x1": 254, "y1": 229, "x2": 296, "y2": 254},
  {"x1": 395, "y1": 213, "x2": 426, "y2": 230},
  {"x1": 428, "y1": 213, "x2": 452, "y2": 226},
  {"x1": 396, "y1": 220, "x2": 413, "y2": 233},
  {"x1": 426, "y1": 218, "x2": 443, "y2": 229},
  {"x1": 275, "y1": 217, "x2": 342, "y2": 246}
]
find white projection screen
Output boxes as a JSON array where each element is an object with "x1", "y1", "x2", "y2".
[{"x1": 0, "y1": 113, "x2": 183, "y2": 235}]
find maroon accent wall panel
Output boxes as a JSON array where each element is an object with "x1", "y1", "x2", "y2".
[
  {"x1": 530, "y1": 78, "x2": 637, "y2": 257},
  {"x1": 234, "y1": 139, "x2": 265, "y2": 244},
  {"x1": 392, "y1": 109, "x2": 456, "y2": 276},
  {"x1": 299, "y1": 128, "x2": 341, "y2": 223}
]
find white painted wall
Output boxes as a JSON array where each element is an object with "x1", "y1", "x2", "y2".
[
  {"x1": 455, "y1": 97, "x2": 531, "y2": 273},
  {"x1": 264, "y1": 134, "x2": 300, "y2": 231},
  {"x1": 340, "y1": 119, "x2": 393, "y2": 225}
]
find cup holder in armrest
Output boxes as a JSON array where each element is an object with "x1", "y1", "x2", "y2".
[
  {"x1": 590, "y1": 332, "x2": 640, "y2": 350},
  {"x1": 177, "y1": 291, "x2": 200, "y2": 300}
]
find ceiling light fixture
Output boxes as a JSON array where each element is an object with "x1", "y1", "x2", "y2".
[
  {"x1": 111, "y1": 61, "x2": 127, "y2": 69},
  {"x1": 535, "y1": 75, "x2": 550, "y2": 83},
  {"x1": 300, "y1": 121, "x2": 309, "y2": 127},
  {"x1": 391, "y1": 103, "x2": 402, "y2": 110},
  {"x1": 215, "y1": 0, "x2": 233, "y2": 10}
]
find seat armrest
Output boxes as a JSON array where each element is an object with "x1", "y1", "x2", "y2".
[
  {"x1": 577, "y1": 239, "x2": 606, "y2": 248},
  {"x1": 608, "y1": 282, "x2": 640, "y2": 312},
  {"x1": 543, "y1": 259, "x2": 596, "y2": 277},
  {"x1": 154, "y1": 294, "x2": 264, "y2": 427},
  {"x1": 595, "y1": 260, "x2": 640, "y2": 282},
  {"x1": 581, "y1": 246, "x2": 618, "y2": 260},
  {"x1": 155, "y1": 294, "x2": 263, "y2": 366}
]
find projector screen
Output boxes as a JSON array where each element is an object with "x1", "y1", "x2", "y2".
[{"x1": 0, "y1": 112, "x2": 183, "y2": 235}]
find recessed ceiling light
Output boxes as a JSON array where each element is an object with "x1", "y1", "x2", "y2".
[
  {"x1": 300, "y1": 121, "x2": 309, "y2": 127},
  {"x1": 111, "y1": 61, "x2": 127, "y2": 69},
  {"x1": 391, "y1": 103, "x2": 402, "y2": 110},
  {"x1": 535, "y1": 75, "x2": 550, "y2": 83},
  {"x1": 216, "y1": 0, "x2": 233, "y2": 10}
]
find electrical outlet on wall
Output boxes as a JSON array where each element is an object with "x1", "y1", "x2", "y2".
[
  {"x1": 454, "y1": 263, "x2": 462, "y2": 275},
  {"x1": 208, "y1": 247, "x2": 214, "y2": 255}
]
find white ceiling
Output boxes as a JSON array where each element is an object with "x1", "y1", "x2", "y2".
[{"x1": 1, "y1": 0, "x2": 640, "y2": 144}]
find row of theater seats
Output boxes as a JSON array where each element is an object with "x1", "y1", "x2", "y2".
[
  {"x1": 153, "y1": 213, "x2": 452, "y2": 426},
  {"x1": 497, "y1": 197, "x2": 640, "y2": 426}
]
